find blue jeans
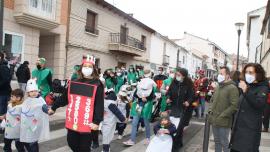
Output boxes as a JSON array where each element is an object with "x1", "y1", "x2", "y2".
[
  {"x1": 199, "y1": 98, "x2": 206, "y2": 116},
  {"x1": 0, "y1": 96, "x2": 9, "y2": 115},
  {"x1": 212, "y1": 126, "x2": 230, "y2": 152},
  {"x1": 130, "y1": 116, "x2": 150, "y2": 142}
]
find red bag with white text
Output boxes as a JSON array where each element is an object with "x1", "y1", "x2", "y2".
[{"x1": 66, "y1": 81, "x2": 97, "y2": 133}]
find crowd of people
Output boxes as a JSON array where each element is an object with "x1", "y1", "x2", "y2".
[{"x1": 0, "y1": 51, "x2": 269, "y2": 152}]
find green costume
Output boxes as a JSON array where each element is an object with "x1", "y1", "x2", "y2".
[
  {"x1": 115, "y1": 76, "x2": 124, "y2": 94},
  {"x1": 131, "y1": 100, "x2": 153, "y2": 120},
  {"x1": 127, "y1": 72, "x2": 137, "y2": 84},
  {"x1": 32, "y1": 68, "x2": 53, "y2": 98},
  {"x1": 105, "y1": 77, "x2": 116, "y2": 90},
  {"x1": 71, "y1": 73, "x2": 79, "y2": 81},
  {"x1": 160, "y1": 77, "x2": 173, "y2": 112}
]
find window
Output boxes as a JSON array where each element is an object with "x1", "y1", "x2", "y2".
[
  {"x1": 86, "y1": 10, "x2": 98, "y2": 35},
  {"x1": 141, "y1": 35, "x2": 146, "y2": 50},
  {"x1": 29, "y1": 0, "x2": 56, "y2": 20},
  {"x1": 3, "y1": 32, "x2": 24, "y2": 63},
  {"x1": 95, "y1": 58, "x2": 100, "y2": 68},
  {"x1": 163, "y1": 43, "x2": 167, "y2": 54},
  {"x1": 183, "y1": 56, "x2": 185, "y2": 64}
]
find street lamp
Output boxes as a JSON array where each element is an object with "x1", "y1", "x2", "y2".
[{"x1": 235, "y1": 22, "x2": 244, "y2": 71}]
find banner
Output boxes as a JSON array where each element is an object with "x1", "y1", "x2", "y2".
[{"x1": 66, "y1": 81, "x2": 97, "y2": 133}]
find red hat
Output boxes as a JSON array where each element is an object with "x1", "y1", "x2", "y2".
[
  {"x1": 198, "y1": 70, "x2": 205, "y2": 75},
  {"x1": 82, "y1": 55, "x2": 95, "y2": 65}
]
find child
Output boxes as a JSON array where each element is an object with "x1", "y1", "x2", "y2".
[
  {"x1": 116, "y1": 89, "x2": 130, "y2": 140},
  {"x1": 102, "y1": 90, "x2": 126, "y2": 152},
  {"x1": 146, "y1": 112, "x2": 176, "y2": 152},
  {"x1": 20, "y1": 79, "x2": 50, "y2": 151},
  {"x1": 0, "y1": 89, "x2": 25, "y2": 152}
]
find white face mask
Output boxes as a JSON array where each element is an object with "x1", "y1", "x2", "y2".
[
  {"x1": 176, "y1": 76, "x2": 183, "y2": 82},
  {"x1": 158, "y1": 71, "x2": 162, "y2": 74},
  {"x1": 169, "y1": 73, "x2": 175, "y2": 78},
  {"x1": 82, "y1": 67, "x2": 93, "y2": 77},
  {"x1": 217, "y1": 74, "x2": 225, "y2": 83},
  {"x1": 117, "y1": 72, "x2": 122, "y2": 76},
  {"x1": 245, "y1": 74, "x2": 255, "y2": 84}
]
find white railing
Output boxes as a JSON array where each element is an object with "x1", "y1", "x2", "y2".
[{"x1": 28, "y1": 0, "x2": 56, "y2": 20}]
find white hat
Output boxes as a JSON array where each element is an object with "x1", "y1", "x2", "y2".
[{"x1": 26, "y1": 79, "x2": 39, "y2": 92}]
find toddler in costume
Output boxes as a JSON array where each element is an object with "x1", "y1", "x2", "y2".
[
  {"x1": 0, "y1": 89, "x2": 25, "y2": 152},
  {"x1": 146, "y1": 112, "x2": 176, "y2": 152},
  {"x1": 20, "y1": 79, "x2": 50, "y2": 151}
]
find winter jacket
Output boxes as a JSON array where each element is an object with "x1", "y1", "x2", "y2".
[
  {"x1": 0, "y1": 61, "x2": 12, "y2": 96},
  {"x1": 167, "y1": 80, "x2": 194, "y2": 118},
  {"x1": 153, "y1": 122, "x2": 177, "y2": 137},
  {"x1": 230, "y1": 81, "x2": 268, "y2": 152},
  {"x1": 51, "y1": 78, "x2": 104, "y2": 125},
  {"x1": 16, "y1": 64, "x2": 30, "y2": 83},
  {"x1": 208, "y1": 80, "x2": 239, "y2": 128}
]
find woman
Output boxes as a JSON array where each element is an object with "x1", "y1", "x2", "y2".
[
  {"x1": 127, "y1": 65, "x2": 137, "y2": 85},
  {"x1": 230, "y1": 63, "x2": 268, "y2": 152},
  {"x1": 166, "y1": 68, "x2": 194, "y2": 152},
  {"x1": 123, "y1": 69, "x2": 156, "y2": 146},
  {"x1": 115, "y1": 68, "x2": 125, "y2": 94},
  {"x1": 48, "y1": 55, "x2": 104, "y2": 152}
]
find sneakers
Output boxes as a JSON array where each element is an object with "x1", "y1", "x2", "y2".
[
  {"x1": 144, "y1": 138, "x2": 150, "y2": 145},
  {"x1": 117, "y1": 135, "x2": 123, "y2": 140},
  {"x1": 123, "y1": 140, "x2": 135, "y2": 146}
]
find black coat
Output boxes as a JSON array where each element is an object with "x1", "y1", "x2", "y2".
[
  {"x1": 0, "y1": 61, "x2": 12, "y2": 96},
  {"x1": 167, "y1": 79, "x2": 194, "y2": 118},
  {"x1": 230, "y1": 81, "x2": 269, "y2": 152},
  {"x1": 16, "y1": 64, "x2": 30, "y2": 83}
]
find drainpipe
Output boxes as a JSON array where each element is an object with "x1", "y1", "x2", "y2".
[
  {"x1": 64, "y1": 0, "x2": 72, "y2": 79},
  {"x1": 176, "y1": 49, "x2": 180, "y2": 68}
]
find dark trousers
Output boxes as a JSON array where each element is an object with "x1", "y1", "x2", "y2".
[
  {"x1": 0, "y1": 96, "x2": 9, "y2": 115},
  {"x1": 22, "y1": 141, "x2": 39, "y2": 152},
  {"x1": 67, "y1": 129, "x2": 92, "y2": 152},
  {"x1": 172, "y1": 123, "x2": 184, "y2": 152},
  {"x1": 263, "y1": 104, "x2": 270, "y2": 129},
  {"x1": 91, "y1": 130, "x2": 99, "y2": 146},
  {"x1": 4, "y1": 138, "x2": 25, "y2": 152},
  {"x1": 116, "y1": 123, "x2": 127, "y2": 135},
  {"x1": 231, "y1": 150, "x2": 240, "y2": 152}
]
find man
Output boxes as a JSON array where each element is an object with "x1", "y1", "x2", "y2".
[
  {"x1": 208, "y1": 66, "x2": 239, "y2": 152},
  {"x1": 153, "y1": 67, "x2": 168, "y2": 91},
  {"x1": 194, "y1": 70, "x2": 209, "y2": 118},
  {"x1": 0, "y1": 52, "x2": 12, "y2": 116},
  {"x1": 16, "y1": 61, "x2": 31, "y2": 92},
  {"x1": 32, "y1": 58, "x2": 53, "y2": 98},
  {"x1": 105, "y1": 69, "x2": 117, "y2": 90}
]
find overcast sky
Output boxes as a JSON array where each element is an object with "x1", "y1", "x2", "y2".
[{"x1": 105, "y1": 0, "x2": 267, "y2": 57}]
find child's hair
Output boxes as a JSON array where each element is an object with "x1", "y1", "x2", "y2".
[{"x1": 11, "y1": 89, "x2": 24, "y2": 100}]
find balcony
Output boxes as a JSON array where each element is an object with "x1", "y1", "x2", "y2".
[
  {"x1": 108, "y1": 33, "x2": 146, "y2": 57},
  {"x1": 13, "y1": 0, "x2": 59, "y2": 30},
  {"x1": 163, "y1": 55, "x2": 170, "y2": 66}
]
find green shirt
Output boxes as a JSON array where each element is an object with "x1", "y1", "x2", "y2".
[{"x1": 32, "y1": 68, "x2": 53, "y2": 98}]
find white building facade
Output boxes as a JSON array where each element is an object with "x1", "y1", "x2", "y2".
[
  {"x1": 175, "y1": 32, "x2": 228, "y2": 78},
  {"x1": 149, "y1": 33, "x2": 179, "y2": 73},
  {"x1": 247, "y1": 7, "x2": 266, "y2": 63}
]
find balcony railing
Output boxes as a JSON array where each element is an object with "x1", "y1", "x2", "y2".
[
  {"x1": 28, "y1": 0, "x2": 56, "y2": 20},
  {"x1": 85, "y1": 26, "x2": 99, "y2": 35},
  {"x1": 163, "y1": 55, "x2": 170, "y2": 66},
  {"x1": 110, "y1": 33, "x2": 146, "y2": 51}
]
